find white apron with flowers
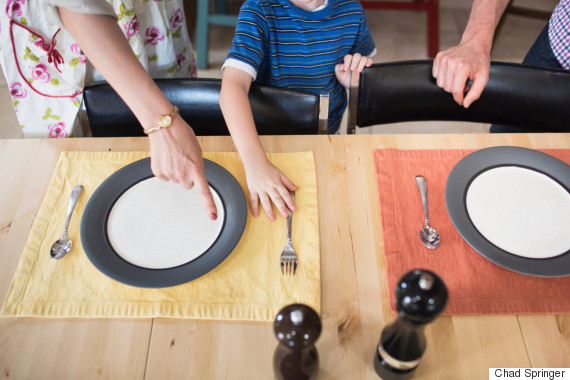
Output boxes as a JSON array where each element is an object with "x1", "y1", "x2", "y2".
[{"x1": 0, "y1": 0, "x2": 196, "y2": 138}]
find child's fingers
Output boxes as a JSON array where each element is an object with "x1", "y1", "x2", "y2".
[
  {"x1": 343, "y1": 54, "x2": 353, "y2": 69},
  {"x1": 350, "y1": 53, "x2": 362, "y2": 70},
  {"x1": 335, "y1": 63, "x2": 345, "y2": 74},
  {"x1": 356, "y1": 57, "x2": 368, "y2": 72},
  {"x1": 259, "y1": 193, "x2": 275, "y2": 221},
  {"x1": 249, "y1": 192, "x2": 260, "y2": 218}
]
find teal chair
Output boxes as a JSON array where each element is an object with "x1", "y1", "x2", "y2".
[{"x1": 195, "y1": 0, "x2": 238, "y2": 69}]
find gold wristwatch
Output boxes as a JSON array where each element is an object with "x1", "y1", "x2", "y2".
[{"x1": 143, "y1": 106, "x2": 179, "y2": 135}]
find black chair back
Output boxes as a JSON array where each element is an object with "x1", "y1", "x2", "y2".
[
  {"x1": 84, "y1": 78, "x2": 323, "y2": 136},
  {"x1": 348, "y1": 60, "x2": 570, "y2": 133}
]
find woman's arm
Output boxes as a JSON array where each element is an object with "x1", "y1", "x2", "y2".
[
  {"x1": 57, "y1": 8, "x2": 218, "y2": 220},
  {"x1": 220, "y1": 67, "x2": 297, "y2": 220}
]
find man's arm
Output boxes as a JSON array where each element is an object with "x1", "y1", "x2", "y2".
[
  {"x1": 432, "y1": 0, "x2": 510, "y2": 108},
  {"x1": 58, "y1": 8, "x2": 218, "y2": 220}
]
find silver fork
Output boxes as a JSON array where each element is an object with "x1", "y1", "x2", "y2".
[{"x1": 280, "y1": 192, "x2": 298, "y2": 276}]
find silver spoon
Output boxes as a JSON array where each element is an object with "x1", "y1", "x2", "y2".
[
  {"x1": 50, "y1": 185, "x2": 84, "y2": 260},
  {"x1": 415, "y1": 176, "x2": 440, "y2": 249}
]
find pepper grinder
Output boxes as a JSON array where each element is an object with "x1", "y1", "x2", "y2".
[
  {"x1": 273, "y1": 303, "x2": 322, "y2": 380},
  {"x1": 374, "y1": 269, "x2": 448, "y2": 379}
]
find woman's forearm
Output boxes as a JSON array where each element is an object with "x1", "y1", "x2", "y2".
[{"x1": 57, "y1": 7, "x2": 218, "y2": 218}]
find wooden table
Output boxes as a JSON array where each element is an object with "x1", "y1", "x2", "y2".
[{"x1": 1, "y1": 134, "x2": 569, "y2": 379}]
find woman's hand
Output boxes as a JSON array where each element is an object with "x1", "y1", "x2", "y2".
[{"x1": 148, "y1": 117, "x2": 218, "y2": 221}]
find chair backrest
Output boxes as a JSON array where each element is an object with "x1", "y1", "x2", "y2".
[
  {"x1": 347, "y1": 60, "x2": 570, "y2": 133},
  {"x1": 84, "y1": 78, "x2": 328, "y2": 136}
]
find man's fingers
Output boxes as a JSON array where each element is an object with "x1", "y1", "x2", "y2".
[
  {"x1": 435, "y1": 55, "x2": 448, "y2": 88},
  {"x1": 450, "y1": 69, "x2": 471, "y2": 106},
  {"x1": 463, "y1": 77, "x2": 486, "y2": 108},
  {"x1": 432, "y1": 53, "x2": 442, "y2": 78}
]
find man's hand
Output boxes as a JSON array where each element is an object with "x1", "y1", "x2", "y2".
[{"x1": 432, "y1": 41, "x2": 491, "y2": 108}]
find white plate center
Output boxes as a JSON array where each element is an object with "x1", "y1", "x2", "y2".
[
  {"x1": 466, "y1": 166, "x2": 570, "y2": 259},
  {"x1": 107, "y1": 178, "x2": 225, "y2": 269}
]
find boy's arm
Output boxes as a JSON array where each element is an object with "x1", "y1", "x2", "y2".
[
  {"x1": 220, "y1": 67, "x2": 297, "y2": 221},
  {"x1": 432, "y1": 0, "x2": 510, "y2": 108}
]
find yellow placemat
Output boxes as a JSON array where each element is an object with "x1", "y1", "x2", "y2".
[{"x1": 1, "y1": 151, "x2": 320, "y2": 320}]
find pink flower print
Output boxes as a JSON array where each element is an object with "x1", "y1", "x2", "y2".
[
  {"x1": 190, "y1": 55, "x2": 197, "y2": 78},
  {"x1": 48, "y1": 122, "x2": 67, "y2": 138},
  {"x1": 124, "y1": 14, "x2": 139, "y2": 38},
  {"x1": 145, "y1": 27, "x2": 164, "y2": 45},
  {"x1": 10, "y1": 82, "x2": 27, "y2": 99},
  {"x1": 71, "y1": 44, "x2": 86, "y2": 64},
  {"x1": 169, "y1": 9, "x2": 184, "y2": 28},
  {"x1": 30, "y1": 63, "x2": 51, "y2": 83},
  {"x1": 176, "y1": 53, "x2": 186, "y2": 71},
  {"x1": 6, "y1": 0, "x2": 25, "y2": 18}
]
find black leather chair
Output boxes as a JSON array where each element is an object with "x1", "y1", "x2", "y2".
[
  {"x1": 83, "y1": 78, "x2": 329, "y2": 136},
  {"x1": 347, "y1": 60, "x2": 570, "y2": 134}
]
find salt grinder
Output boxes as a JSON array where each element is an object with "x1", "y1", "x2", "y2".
[
  {"x1": 273, "y1": 303, "x2": 322, "y2": 380},
  {"x1": 374, "y1": 269, "x2": 448, "y2": 379}
]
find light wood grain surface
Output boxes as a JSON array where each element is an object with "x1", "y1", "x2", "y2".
[{"x1": 1, "y1": 134, "x2": 569, "y2": 379}]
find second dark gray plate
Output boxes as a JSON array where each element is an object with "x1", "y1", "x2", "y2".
[{"x1": 445, "y1": 146, "x2": 570, "y2": 277}]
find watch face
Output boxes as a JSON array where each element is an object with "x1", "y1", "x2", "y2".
[{"x1": 159, "y1": 115, "x2": 171, "y2": 127}]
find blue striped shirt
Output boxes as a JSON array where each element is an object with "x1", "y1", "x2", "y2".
[{"x1": 224, "y1": 0, "x2": 376, "y2": 133}]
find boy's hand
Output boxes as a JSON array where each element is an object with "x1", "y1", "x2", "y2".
[
  {"x1": 244, "y1": 159, "x2": 298, "y2": 221},
  {"x1": 335, "y1": 53, "x2": 373, "y2": 88}
]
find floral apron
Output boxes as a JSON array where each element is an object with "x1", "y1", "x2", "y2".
[{"x1": 0, "y1": 0, "x2": 196, "y2": 138}]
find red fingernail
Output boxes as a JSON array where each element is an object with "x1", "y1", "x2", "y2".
[{"x1": 210, "y1": 213, "x2": 217, "y2": 220}]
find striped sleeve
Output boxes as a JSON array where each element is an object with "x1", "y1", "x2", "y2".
[
  {"x1": 351, "y1": 5, "x2": 375, "y2": 57},
  {"x1": 225, "y1": 1, "x2": 269, "y2": 76}
]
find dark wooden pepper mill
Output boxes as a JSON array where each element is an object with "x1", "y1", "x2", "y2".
[
  {"x1": 374, "y1": 269, "x2": 448, "y2": 379},
  {"x1": 273, "y1": 303, "x2": 322, "y2": 380}
]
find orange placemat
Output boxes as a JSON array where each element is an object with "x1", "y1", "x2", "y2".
[{"x1": 374, "y1": 148, "x2": 570, "y2": 315}]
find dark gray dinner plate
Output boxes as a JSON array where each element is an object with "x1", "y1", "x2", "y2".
[
  {"x1": 445, "y1": 146, "x2": 570, "y2": 277},
  {"x1": 80, "y1": 158, "x2": 247, "y2": 288}
]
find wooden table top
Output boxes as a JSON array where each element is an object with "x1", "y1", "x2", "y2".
[{"x1": 1, "y1": 134, "x2": 569, "y2": 379}]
